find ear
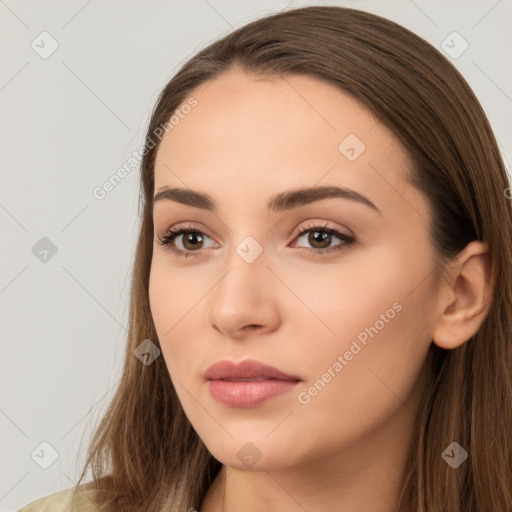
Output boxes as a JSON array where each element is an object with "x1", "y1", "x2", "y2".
[{"x1": 432, "y1": 240, "x2": 492, "y2": 350}]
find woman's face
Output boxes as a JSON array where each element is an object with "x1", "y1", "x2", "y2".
[{"x1": 149, "y1": 68, "x2": 440, "y2": 471}]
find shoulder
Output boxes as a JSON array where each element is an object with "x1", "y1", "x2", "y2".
[{"x1": 18, "y1": 486, "x2": 99, "y2": 512}]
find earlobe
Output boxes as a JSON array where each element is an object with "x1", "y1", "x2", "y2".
[{"x1": 432, "y1": 241, "x2": 492, "y2": 350}]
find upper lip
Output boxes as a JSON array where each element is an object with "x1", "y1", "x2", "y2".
[{"x1": 205, "y1": 359, "x2": 302, "y2": 381}]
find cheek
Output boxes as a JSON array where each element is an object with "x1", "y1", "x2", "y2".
[
  {"x1": 293, "y1": 302, "x2": 431, "y2": 459},
  {"x1": 148, "y1": 256, "x2": 210, "y2": 378},
  {"x1": 289, "y1": 251, "x2": 436, "y2": 448},
  {"x1": 148, "y1": 259, "x2": 181, "y2": 369}
]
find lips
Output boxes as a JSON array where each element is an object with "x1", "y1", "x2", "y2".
[
  {"x1": 204, "y1": 359, "x2": 301, "y2": 382},
  {"x1": 204, "y1": 359, "x2": 302, "y2": 407}
]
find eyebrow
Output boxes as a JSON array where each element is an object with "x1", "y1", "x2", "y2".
[{"x1": 153, "y1": 185, "x2": 382, "y2": 215}]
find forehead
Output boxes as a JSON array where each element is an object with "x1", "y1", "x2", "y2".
[
  {"x1": 156, "y1": 68, "x2": 382, "y2": 161},
  {"x1": 153, "y1": 69, "x2": 422, "y2": 220}
]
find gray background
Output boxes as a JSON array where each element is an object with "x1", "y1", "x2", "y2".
[{"x1": 1, "y1": 0, "x2": 511, "y2": 510}]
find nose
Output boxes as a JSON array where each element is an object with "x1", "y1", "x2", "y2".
[{"x1": 208, "y1": 254, "x2": 281, "y2": 340}]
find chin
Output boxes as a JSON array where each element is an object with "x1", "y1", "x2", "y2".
[{"x1": 202, "y1": 435, "x2": 304, "y2": 472}]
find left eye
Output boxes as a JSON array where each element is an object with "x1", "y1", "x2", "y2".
[
  {"x1": 292, "y1": 225, "x2": 355, "y2": 254},
  {"x1": 156, "y1": 224, "x2": 355, "y2": 258}
]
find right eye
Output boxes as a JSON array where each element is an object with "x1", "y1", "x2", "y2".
[{"x1": 156, "y1": 225, "x2": 216, "y2": 258}]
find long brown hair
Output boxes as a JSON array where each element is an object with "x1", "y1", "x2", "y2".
[{"x1": 73, "y1": 6, "x2": 512, "y2": 511}]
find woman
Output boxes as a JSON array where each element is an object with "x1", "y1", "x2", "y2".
[{"x1": 19, "y1": 5, "x2": 512, "y2": 512}]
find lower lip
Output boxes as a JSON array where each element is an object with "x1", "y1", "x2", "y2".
[{"x1": 207, "y1": 379, "x2": 300, "y2": 407}]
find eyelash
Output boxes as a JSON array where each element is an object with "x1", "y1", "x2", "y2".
[{"x1": 155, "y1": 222, "x2": 356, "y2": 259}]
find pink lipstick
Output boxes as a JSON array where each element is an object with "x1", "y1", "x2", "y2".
[{"x1": 205, "y1": 359, "x2": 301, "y2": 408}]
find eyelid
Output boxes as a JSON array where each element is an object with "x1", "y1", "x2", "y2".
[
  {"x1": 156, "y1": 220, "x2": 355, "y2": 257},
  {"x1": 292, "y1": 219, "x2": 354, "y2": 239},
  {"x1": 157, "y1": 219, "x2": 351, "y2": 241}
]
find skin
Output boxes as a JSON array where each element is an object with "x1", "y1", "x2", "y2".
[{"x1": 148, "y1": 67, "x2": 491, "y2": 512}]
